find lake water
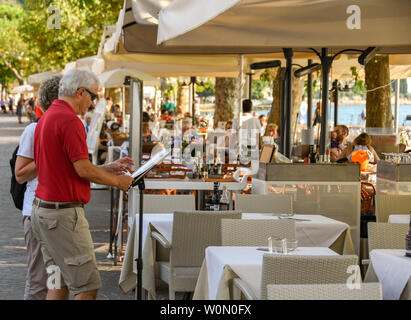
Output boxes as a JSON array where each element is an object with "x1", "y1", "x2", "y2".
[
  {"x1": 200, "y1": 104, "x2": 411, "y2": 126},
  {"x1": 258, "y1": 105, "x2": 411, "y2": 126}
]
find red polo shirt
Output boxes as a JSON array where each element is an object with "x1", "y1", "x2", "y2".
[{"x1": 34, "y1": 99, "x2": 91, "y2": 203}]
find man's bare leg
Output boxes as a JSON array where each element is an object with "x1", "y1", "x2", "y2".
[
  {"x1": 47, "y1": 286, "x2": 69, "y2": 300},
  {"x1": 74, "y1": 289, "x2": 98, "y2": 300}
]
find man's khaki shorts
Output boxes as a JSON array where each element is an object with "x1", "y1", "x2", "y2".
[{"x1": 31, "y1": 203, "x2": 102, "y2": 295}]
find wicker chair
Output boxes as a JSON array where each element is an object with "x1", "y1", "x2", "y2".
[
  {"x1": 368, "y1": 222, "x2": 409, "y2": 252},
  {"x1": 266, "y1": 283, "x2": 382, "y2": 300},
  {"x1": 152, "y1": 210, "x2": 242, "y2": 299},
  {"x1": 136, "y1": 194, "x2": 195, "y2": 213},
  {"x1": 235, "y1": 194, "x2": 293, "y2": 214},
  {"x1": 221, "y1": 219, "x2": 296, "y2": 246},
  {"x1": 233, "y1": 254, "x2": 358, "y2": 300},
  {"x1": 361, "y1": 222, "x2": 409, "y2": 270},
  {"x1": 376, "y1": 194, "x2": 411, "y2": 223}
]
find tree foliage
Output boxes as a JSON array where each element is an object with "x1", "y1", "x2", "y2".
[
  {"x1": 350, "y1": 66, "x2": 365, "y2": 94},
  {"x1": 0, "y1": 2, "x2": 28, "y2": 85},
  {"x1": 0, "y1": 0, "x2": 123, "y2": 87},
  {"x1": 251, "y1": 79, "x2": 270, "y2": 100},
  {"x1": 400, "y1": 79, "x2": 408, "y2": 96},
  {"x1": 19, "y1": 0, "x2": 123, "y2": 72},
  {"x1": 195, "y1": 78, "x2": 215, "y2": 100}
]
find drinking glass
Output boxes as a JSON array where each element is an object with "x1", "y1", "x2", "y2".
[{"x1": 286, "y1": 239, "x2": 298, "y2": 252}]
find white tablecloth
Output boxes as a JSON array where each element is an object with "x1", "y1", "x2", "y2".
[
  {"x1": 205, "y1": 246, "x2": 338, "y2": 300},
  {"x1": 119, "y1": 212, "x2": 352, "y2": 295},
  {"x1": 243, "y1": 214, "x2": 349, "y2": 248},
  {"x1": 146, "y1": 213, "x2": 349, "y2": 249},
  {"x1": 388, "y1": 215, "x2": 410, "y2": 224},
  {"x1": 369, "y1": 249, "x2": 411, "y2": 300}
]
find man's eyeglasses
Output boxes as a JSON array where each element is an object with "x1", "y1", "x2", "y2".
[{"x1": 78, "y1": 88, "x2": 98, "y2": 101}]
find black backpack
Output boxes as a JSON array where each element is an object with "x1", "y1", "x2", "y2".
[{"x1": 10, "y1": 145, "x2": 27, "y2": 210}]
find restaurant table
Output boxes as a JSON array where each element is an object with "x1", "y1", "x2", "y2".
[
  {"x1": 119, "y1": 213, "x2": 354, "y2": 298},
  {"x1": 128, "y1": 173, "x2": 250, "y2": 213},
  {"x1": 388, "y1": 215, "x2": 410, "y2": 224},
  {"x1": 194, "y1": 246, "x2": 338, "y2": 300},
  {"x1": 364, "y1": 249, "x2": 411, "y2": 300}
]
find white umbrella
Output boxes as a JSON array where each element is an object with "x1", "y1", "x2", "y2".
[
  {"x1": 63, "y1": 55, "x2": 105, "y2": 75},
  {"x1": 157, "y1": 0, "x2": 411, "y2": 157},
  {"x1": 10, "y1": 84, "x2": 34, "y2": 94},
  {"x1": 106, "y1": 0, "x2": 411, "y2": 76},
  {"x1": 157, "y1": 0, "x2": 411, "y2": 53},
  {"x1": 28, "y1": 70, "x2": 62, "y2": 86},
  {"x1": 97, "y1": 68, "x2": 160, "y2": 88},
  {"x1": 102, "y1": 1, "x2": 288, "y2": 78}
]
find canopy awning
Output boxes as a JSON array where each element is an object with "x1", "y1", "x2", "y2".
[
  {"x1": 157, "y1": 0, "x2": 411, "y2": 54},
  {"x1": 102, "y1": 0, "x2": 290, "y2": 78},
  {"x1": 97, "y1": 68, "x2": 160, "y2": 88},
  {"x1": 104, "y1": 0, "x2": 411, "y2": 80},
  {"x1": 27, "y1": 70, "x2": 62, "y2": 86},
  {"x1": 63, "y1": 55, "x2": 105, "y2": 75},
  {"x1": 10, "y1": 84, "x2": 34, "y2": 94}
]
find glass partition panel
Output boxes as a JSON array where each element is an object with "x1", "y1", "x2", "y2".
[{"x1": 252, "y1": 179, "x2": 361, "y2": 255}]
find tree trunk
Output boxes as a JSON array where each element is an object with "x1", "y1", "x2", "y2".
[
  {"x1": 265, "y1": 67, "x2": 304, "y2": 138},
  {"x1": 290, "y1": 67, "x2": 305, "y2": 139},
  {"x1": 0, "y1": 54, "x2": 24, "y2": 85},
  {"x1": 365, "y1": 55, "x2": 392, "y2": 128},
  {"x1": 213, "y1": 77, "x2": 239, "y2": 128},
  {"x1": 266, "y1": 68, "x2": 283, "y2": 134},
  {"x1": 176, "y1": 80, "x2": 190, "y2": 115}
]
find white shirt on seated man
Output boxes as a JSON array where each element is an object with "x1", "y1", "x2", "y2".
[{"x1": 237, "y1": 100, "x2": 261, "y2": 151}]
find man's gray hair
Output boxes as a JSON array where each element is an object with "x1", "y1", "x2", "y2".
[
  {"x1": 58, "y1": 69, "x2": 100, "y2": 97},
  {"x1": 39, "y1": 75, "x2": 62, "y2": 111}
]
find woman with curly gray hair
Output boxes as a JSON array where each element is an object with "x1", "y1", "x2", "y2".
[
  {"x1": 14, "y1": 75, "x2": 61, "y2": 300},
  {"x1": 38, "y1": 75, "x2": 62, "y2": 113}
]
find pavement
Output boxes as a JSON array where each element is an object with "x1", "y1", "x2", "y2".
[{"x1": 0, "y1": 113, "x2": 135, "y2": 300}]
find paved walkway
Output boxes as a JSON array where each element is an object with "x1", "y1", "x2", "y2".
[{"x1": 0, "y1": 113, "x2": 134, "y2": 300}]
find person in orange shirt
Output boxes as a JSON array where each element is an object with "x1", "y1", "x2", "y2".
[{"x1": 34, "y1": 99, "x2": 44, "y2": 119}]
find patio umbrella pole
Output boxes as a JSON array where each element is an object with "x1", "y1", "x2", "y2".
[
  {"x1": 307, "y1": 59, "x2": 313, "y2": 129},
  {"x1": 283, "y1": 48, "x2": 293, "y2": 159},
  {"x1": 122, "y1": 85, "x2": 126, "y2": 134},
  {"x1": 332, "y1": 80, "x2": 339, "y2": 128},
  {"x1": 191, "y1": 77, "x2": 196, "y2": 126},
  {"x1": 311, "y1": 47, "x2": 365, "y2": 154},
  {"x1": 247, "y1": 73, "x2": 252, "y2": 99},
  {"x1": 279, "y1": 68, "x2": 286, "y2": 155},
  {"x1": 319, "y1": 48, "x2": 332, "y2": 155}
]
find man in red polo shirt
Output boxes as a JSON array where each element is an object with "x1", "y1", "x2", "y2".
[{"x1": 31, "y1": 69, "x2": 134, "y2": 300}]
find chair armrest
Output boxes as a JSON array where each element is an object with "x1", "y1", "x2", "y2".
[
  {"x1": 232, "y1": 278, "x2": 257, "y2": 300},
  {"x1": 361, "y1": 259, "x2": 370, "y2": 265},
  {"x1": 151, "y1": 231, "x2": 171, "y2": 249}
]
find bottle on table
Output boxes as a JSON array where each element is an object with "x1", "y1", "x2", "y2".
[
  {"x1": 210, "y1": 182, "x2": 220, "y2": 211},
  {"x1": 219, "y1": 184, "x2": 230, "y2": 211},
  {"x1": 217, "y1": 163, "x2": 223, "y2": 176},
  {"x1": 308, "y1": 144, "x2": 317, "y2": 164},
  {"x1": 203, "y1": 164, "x2": 208, "y2": 179},
  {"x1": 325, "y1": 148, "x2": 331, "y2": 163},
  {"x1": 197, "y1": 162, "x2": 202, "y2": 179}
]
